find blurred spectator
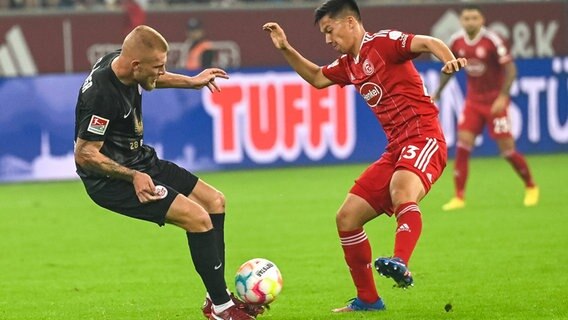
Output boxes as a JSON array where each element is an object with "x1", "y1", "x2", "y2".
[
  {"x1": 183, "y1": 18, "x2": 215, "y2": 70},
  {"x1": 0, "y1": 0, "x2": 10, "y2": 9},
  {"x1": 44, "y1": 0, "x2": 62, "y2": 8},
  {"x1": 123, "y1": 0, "x2": 146, "y2": 35}
]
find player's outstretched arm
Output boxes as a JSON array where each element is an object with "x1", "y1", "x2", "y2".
[
  {"x1": 410, "y1": 35, "x2": 467, "y2": 74},
  {"x1": 156, "y1": 69, "x2": 229, "y2": 92},
  {"x1": 263, "y1": 22, "x2": 333, "y2": 89},
  {"x1": 410, "y1": 35, "x2": 466, "y2": 101}
]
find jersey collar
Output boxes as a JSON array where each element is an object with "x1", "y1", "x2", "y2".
[
  {"x1": 353, "y1": 32, "x2": 369, "y2": 64},
  {"x1": 464, "y1": 27, "x2": 486, "y2": 46}
]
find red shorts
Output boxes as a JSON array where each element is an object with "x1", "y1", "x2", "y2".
[
  {"x1": 459, "y1": 100, "x2": 513, "y2": 139},
  {"x1": 350, "y1": 136, "x2": 447, "y2": 216}
]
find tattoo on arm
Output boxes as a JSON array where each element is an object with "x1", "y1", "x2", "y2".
[
  {"x1": 76, "y1": 140, "x2": 137, "y2": 182},
  {"x1": 93, "y1": 157, "x2": 137, "y2": 182}
]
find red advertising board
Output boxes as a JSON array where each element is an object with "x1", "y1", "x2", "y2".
[{"x1": 0, "y1": 1, "x2": 566, "y2": 75}]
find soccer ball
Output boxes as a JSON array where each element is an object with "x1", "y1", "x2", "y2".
[{"x1": 234, "y1": 258, "x2": 283, "y2": 305}]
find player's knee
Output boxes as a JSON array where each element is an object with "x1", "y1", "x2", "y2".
[
  {"x1": 390, "y1": 188, "x2": 413, "y2": 209},
  {"x1": 497, "y1": 139, "x2": 516, "y2": 156},
  {"x1": 209, "y1": 191, "x2": 225, "y2": 213},
  {"x1": 336, "y1": 208, "x2": 356, "y2": 231},
  {"x1": 170, "y1": 206, "x2": 212, "y2": 232},
  {"x1": 457, "y1": 133, "x2": 475, "y2": 148},
  {"x1": 185, "y1": 211, "x2": 213, "y2": 232},
  {"x1": 500, "y1": 149, "x2": 515, "y2": 158}
]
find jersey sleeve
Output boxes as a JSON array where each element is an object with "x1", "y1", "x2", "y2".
[
  {"x1": 76, "y1": 87, "x2": 118, "y2": 142},
  {"x1": 486, "y1": 31, "x2": 513, "y2": 65},
  {"x1": 495, "y1": 37, "x2": 513, "y2": 65},
  {"x1": 321, "y1": 56, "x2": 351, "y2": 87},
  {"x1": 379, "y1": 30, "x2": 421, "y2": 63}
]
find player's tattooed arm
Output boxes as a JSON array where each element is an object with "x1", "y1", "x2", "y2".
[
  {"x1": 74, "y1": 138, "x2": 161, "y2": 203},
  {"x1": 75, "y1": 139, "x2": 136, "y2": 180}
]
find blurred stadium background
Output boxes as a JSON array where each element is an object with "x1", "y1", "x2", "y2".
[
  {"x1": 0, "y1": 0, "x2": 567, "y2": 319},
  {"x1": 0, "y1": 0, "x2": 567, "y2": 181}
]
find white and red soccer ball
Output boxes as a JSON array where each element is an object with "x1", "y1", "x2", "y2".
[{"x1": 234, "y1": 258, "x2": 283, "y2": 305}]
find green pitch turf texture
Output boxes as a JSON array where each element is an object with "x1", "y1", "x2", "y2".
[{"x1": 1, "y1": 154, "x2": 567, "y2": 320}]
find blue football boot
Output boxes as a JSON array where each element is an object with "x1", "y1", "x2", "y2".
[
  {"x1": 332, "y1": 297, "x2": 386, "y2": 312},
  {"x1": 374, "y1": 257, "x2": 414, "y2": 288}
]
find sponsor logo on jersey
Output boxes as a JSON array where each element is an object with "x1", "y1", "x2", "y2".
[
  {"x1": 87, "y1": 115, "x2": 110, "y2": 135},
  {"x1": 465, "y1": 58, "x2": 486, "y2": 77},
  {"x1": 476, "y1": 46, "x2": 487, "y2": 58},
  {"x1": 401, "y1": 33, "x2": 409, "y2": 48},
  {"x1": 363, "y1": 59, "x2": 374, "y2": 76},
  {"x1": 359, "y1": 82, "x2": 383, "y2": 107}
]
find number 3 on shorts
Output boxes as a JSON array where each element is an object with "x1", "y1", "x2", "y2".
[
  {"x1": 398, "y1": 138, "x2": 441, "y2": 173},
  {"x1": 399, "y1": 145, "x2": 420, "y2": 160}
]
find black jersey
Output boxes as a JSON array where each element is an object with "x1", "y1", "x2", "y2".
[{"x1": 75, "y1": 50, "x2": 158, "y2": 185}]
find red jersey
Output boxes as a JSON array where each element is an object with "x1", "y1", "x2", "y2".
[
  {"x1": 322, "y1": 30, "x2": 443, "y2": 152},
  {"x1": 449, "y1": 27, "x2": 513, "y2": 105}
]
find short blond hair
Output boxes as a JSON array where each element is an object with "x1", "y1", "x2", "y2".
[{"x1": 122, "y1": 25, "x2": 169, "y2": 60}]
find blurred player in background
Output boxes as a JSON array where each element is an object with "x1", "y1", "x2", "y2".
[
  {"x1": 433, "y1": 5, "x2": 538, "y2": 211},
  {"x1": 74, "y1": 25, "x2": 262, "y2": 320},
  {"x1": 184, "y1": 18, "x2": 215, "y2": 70},
  {"x1": 264, "y1": 0, "x2": 466, "y2": 312}
]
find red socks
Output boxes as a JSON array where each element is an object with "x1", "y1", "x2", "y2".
[
  {"x1": 457, "y1": 145, "x2": 535, "y2": 198},
  {"x1": 339, "y1": 229, "x2": 379, "y2": 304},
  {"x1": 393, "y1": 202, "x2": 423, "y2": 266},
  {"x1": 339, "y1": 204, "x2": 423, "y2": 301},
  {"x1": 454, "y1": 144, "x2": 471, "y2": 199},
  {"x1": 504, "y1": 151, "x2": 535, "y2": 188}
]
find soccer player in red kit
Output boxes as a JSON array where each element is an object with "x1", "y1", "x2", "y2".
[
  {"x1": 433, "y1": 5, "x2": 539, "y2": 211},
  {"x1": 264, "y1": 0, "x2": 466, "y2": 312}
]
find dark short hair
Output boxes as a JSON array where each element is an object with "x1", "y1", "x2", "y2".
[
  {"x1": 460, "y1": 4, "x2": 483, "y2": 15},
  {"x1": 314, "y1": 0, "x2": 361, "y2": 25}
]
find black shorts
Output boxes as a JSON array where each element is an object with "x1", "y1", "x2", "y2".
[{"x1": 83, "y1": 160, "x2": 199, "y2": 226}]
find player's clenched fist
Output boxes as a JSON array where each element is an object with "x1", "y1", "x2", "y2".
[
  {"x1": 441, "y1": 58, "x2": 467, "y2": 74},
  {"x1": 263, "y1": 22, "x2": 289, "y2": 50}
]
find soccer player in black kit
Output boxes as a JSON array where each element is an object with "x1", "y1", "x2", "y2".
[{"x1": 74, "y1": 25, "x2": 262, "y2": 320}]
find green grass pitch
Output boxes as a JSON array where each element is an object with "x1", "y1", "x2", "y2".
[{"x1": 1, "y1": 154, "x2": 567, "y2": 320}]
